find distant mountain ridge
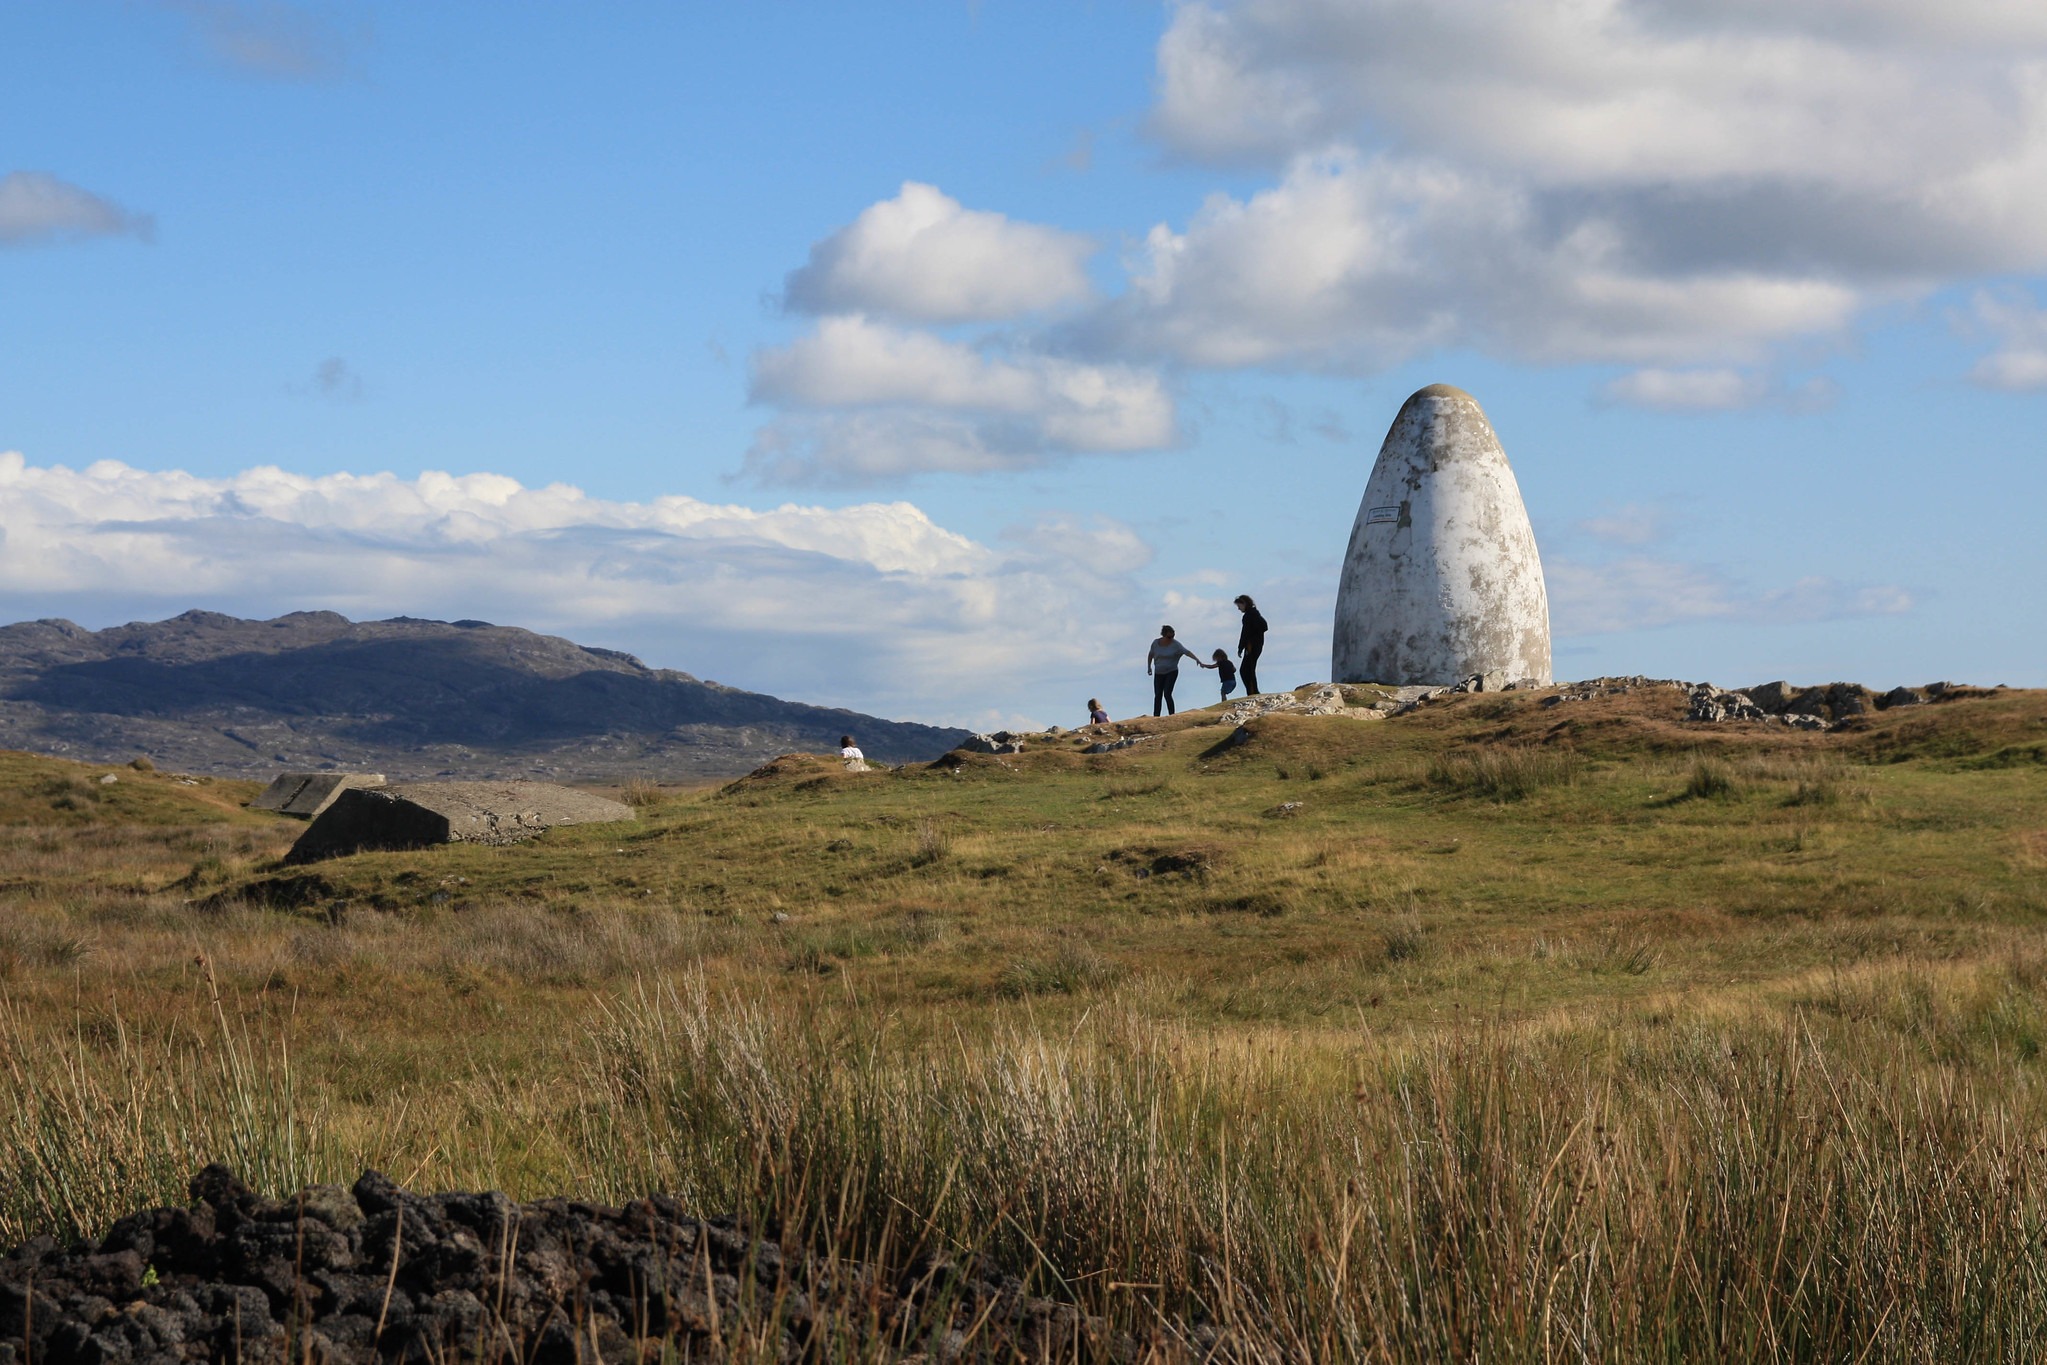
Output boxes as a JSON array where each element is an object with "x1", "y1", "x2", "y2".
[{"x1": 0, "y1": 610, "x2": 969, "y2": 781}]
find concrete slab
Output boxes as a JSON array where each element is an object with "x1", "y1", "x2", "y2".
[
  {"x1": 251, "y1": 771, "x2": 388, "y2": 819},
  {"x1": 286, "y1": 780, "x2": 633, "y2": 864}
]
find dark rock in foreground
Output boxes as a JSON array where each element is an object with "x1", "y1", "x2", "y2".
[
  {"x1": 0, "y1": 1167, "x2": 1114, "y2": 1363},
  {"x1": 286, "y1": 781, "x2": 634, "y2": 864}
]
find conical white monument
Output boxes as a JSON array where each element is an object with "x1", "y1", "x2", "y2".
[{"x1": 1332, "y1": 384, "x2": 1551, "y2": 686}]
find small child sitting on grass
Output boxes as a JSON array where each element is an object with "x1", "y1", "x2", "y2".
[
  {"x1": 1210, "y1": 650, "x2": 1238, "y2": 700},
  {"x1": 1087, "y1": 698, "x2": 1109, "y2": 726}
]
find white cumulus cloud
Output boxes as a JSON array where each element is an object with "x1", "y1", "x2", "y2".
[
  {"x1": 0, "y1": 172, "x2": 154, "y2": 247},
  {"x1": 1128, "y1": 1, "x2": 2047, "y2": 374},
  {"x1": 746, "y1": 315, "x2": 1176, "y2": 483},
  {"x1": 0, "y1": 452, "x2": 1157, "y2": 727},
  {"x1": 783, "y1": 182, "x2": 1097, "y2": 323},
  {"x1": 1075, "y1": 151, "x2": 1859, "y2": 370}
]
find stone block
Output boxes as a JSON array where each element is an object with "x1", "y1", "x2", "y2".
[
  {"x1": 251, "y1": 772, "x2": 388, "y2": 819},
  {"x1": 286, "y1": 781, "x2": 632, "y2": 864}
]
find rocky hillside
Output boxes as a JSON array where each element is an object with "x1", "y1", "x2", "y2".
[{"x1": 0, "y1": 610, "x2": 967, "y2": 781}]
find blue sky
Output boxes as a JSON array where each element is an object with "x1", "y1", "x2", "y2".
[{"x1": 3, "y1": 1, "x2": 2042, "y2": 730}]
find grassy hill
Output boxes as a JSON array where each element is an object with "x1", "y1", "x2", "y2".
[{"x1": 3, "y1": 683, "x2": 2045, "y2": 1358}]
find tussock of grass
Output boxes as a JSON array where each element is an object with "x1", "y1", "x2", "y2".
[
  {"x1": 910, "y1": 818, "x2": 951, "y2": 867},
  {"x1": 1684, "y1": 756, "x2": 1738, "y2": 800},
  {"x1": 1101, "y1": 779, "x2": 1170, "y2": 799},
  {"x1": 1425, "y1": 745, "x2": 1582, "y2": 800},
  {"x1": 1383, "y1": 916, "x2": 1429, "y2": 962},
  {"x1": 618, "y1": 777, "x2": 663, "y2": 808},
  {"x1": 998, "y1": 942, "x2": 1119, "y2": 997}
]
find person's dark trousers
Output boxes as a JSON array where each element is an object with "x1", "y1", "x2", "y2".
[
  {"x1": 1152, "y1": 670, "x2": 1180, "y2": 716},
  {"x1": 1240, "y1": 647, "x2": 1261, "y2": 695}
]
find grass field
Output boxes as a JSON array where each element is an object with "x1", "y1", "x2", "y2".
[{"x1": 3, "y1": 683, "x2": 2046, "y2": 1359}]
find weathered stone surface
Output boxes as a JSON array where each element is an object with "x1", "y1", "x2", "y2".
[
  {"x1": 286, "y1": 781, "x2": 632, "y2": 864},
  {"x1": 1746, "y1": 681, "x2": 1796, "y2": 711},
  {"x1": 954, "y1": 731, "x2": 1028, "y2": 755},
  {"x1": 1228, "y1": 683, "x2": 1389, "y2": 723},
  {"x1": 1786, "y1": 683, "x2": 1874, "y2": 722},
  {"x1": 1334, "y1": 385, "x2": 1551, "y2": 687},
  {"x1": 1450, "y1": 670, "x2": 1512, "y2": 694},
  {"x1": 1687, "y1": 685, "x2": 1772, "y2": 724},
  {"x1": 250, "y1": 771, "x2": 386, "y2": 819}
]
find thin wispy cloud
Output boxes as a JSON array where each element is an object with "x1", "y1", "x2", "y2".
[
  {"x1": 1595, "y1": 369, "x2": 1839, "y2": 413},
  {"x1": 1962, "y1": 288, "x2": 2047, "y2": 391},
  {"x1": 162, "y1": 1, "x2": 362, "y2": 82},
  {"x1": 295, "y1": 356, "x2": 364, "y2": 402},
  {"x1": 1549, "y1": 556, "x2": 1913, "y2": 636},
  {"x1": 1576, "y1": 503, "x2": 1666, "y2": 548},
  {"x1": 0, "y1": 172, "x2": 153, "y2": 247}
]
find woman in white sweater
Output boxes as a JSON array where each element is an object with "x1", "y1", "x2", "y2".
[{"x1": 1145, "y1": 625, "x2": 1205, "y2": 717}]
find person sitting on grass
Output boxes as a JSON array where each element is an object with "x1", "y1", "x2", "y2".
[
  {"x1": 1146, "y1": 625, "x2": 1202, "y2": 717},
  {"x1": 839, "y1": 734, "x2": 869, "y2": 771},
  {"x1": 1211, "y1": 649, "x2": 1238, "y2": 701},
  {"x1": 1088, "y1": 698, "x2": 1109, "y2": 726}
]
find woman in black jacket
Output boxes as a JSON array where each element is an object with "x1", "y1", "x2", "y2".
[{"x1": 1234, "y1": 595, "x2": 1267, "y2": 695}]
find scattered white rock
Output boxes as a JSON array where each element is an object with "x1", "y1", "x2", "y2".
[
  {"x1": 954, "y1": 731, "x2": 1027, "y2": 755},
  {"x1": 1228, "y1": 684, "x2": 1389, "y2": 723}
]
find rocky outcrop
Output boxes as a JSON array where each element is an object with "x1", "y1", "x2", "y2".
[
  {"x1": 953, "y1": 732, "x2": 1028, "y2": 755},
  {"x1": 249, "y1": 772, "x2": 386, "y2": 819},
  {"x1": 1685, "y1": 685, "x2": 1834, "y2": 730},
  {"x1": 0, "y1": 1166, "x2": 1113, "y2": 1364},
  {"x1": 286, "y1": 781, "x2": 633, "y2": 864},
  {"x1": 1679, "y1": 679, "x2": 1978, "y2": 730},
  {"x1": 1229, "y1": 684, "x2": 1394, "y2": 723},
  {"x1": 1084, "y1": 734, "x2": 1159, "y2": 754}
]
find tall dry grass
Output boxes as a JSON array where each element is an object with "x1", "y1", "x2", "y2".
[
  {"x1": 6, "y1": 964, "x2": 2046, "y2": 1359},
  {"x1": 581, "y1": 975, "x2": 2047, "y2": 1361}
]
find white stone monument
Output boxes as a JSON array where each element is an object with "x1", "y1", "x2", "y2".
[{"x1": 1332, "y1": 384, "x2": 1551, "y2": 686}]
